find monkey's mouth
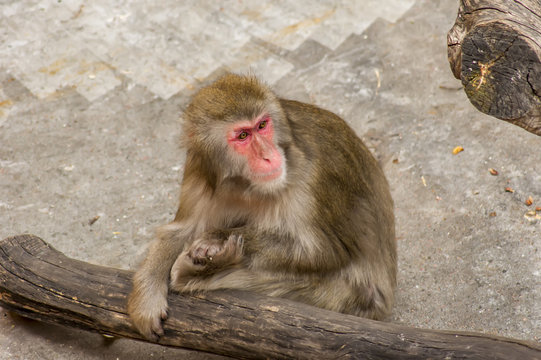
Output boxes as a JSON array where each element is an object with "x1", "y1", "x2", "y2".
[{"x1": 253, "y1": 167, "x2": 283, "y2": 182}]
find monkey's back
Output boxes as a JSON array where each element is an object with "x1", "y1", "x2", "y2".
[
  {"x1": 279, "y1": 98, "x2": 391, "y2": 203},
  {"x1": 280, "y1": 98, "x2": 396, "y2": 288}
]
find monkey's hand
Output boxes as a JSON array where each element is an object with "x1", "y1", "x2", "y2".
[
  {"x1": 127, "y1": 278, "x2": 169, "y2": 341},
  {"x1": 170, "y1": 234, "x2": 243, "y2": 290}
]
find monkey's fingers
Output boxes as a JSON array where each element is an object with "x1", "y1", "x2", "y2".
[
  {"x1": 150, "y1": 317, "x2": 165, "y2": 340},
  {"x1": 189, "y1": 239, "x2": 223, "y2": 263},
  {"x1": 170, "y1": 251, "x2": 207, "y2": 289},
  {"x1": 128, "y1": 291, "x2": 169, "y2": 341},
  {"x1": 160, "y1": 307, "x2": 168, "y2": 321},
  {"x1": 130, "y1": 313, "x2": 165, "y2": 342},
  {"x1": 191, "y1": 246, "x2": 209, "y2": 261},
  {"x1": 192, "y1": 256, "x2": 208, "y2": 266},
  {"x1": 225, "y1": 234, "x2": 244, "y2": 253},
  {"x1": 212, "y1": 234, "x2": 244, "y2": 266}
]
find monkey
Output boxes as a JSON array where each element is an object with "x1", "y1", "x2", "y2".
[{"x1": 127, "y1": 73, "x2": 396, "y2": 340}]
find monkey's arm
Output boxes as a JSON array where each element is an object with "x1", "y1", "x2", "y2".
[
  {"x1": 127, "y1": 222, "x2": 192, "y2": 340},
  {"x1": 129, "y1": 166, "x2": 213, "y2": 340}
]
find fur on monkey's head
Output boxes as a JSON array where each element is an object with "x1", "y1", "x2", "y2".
[
  {"x1": 179, "y1": 74, "x2": 292, "y2": 194},
  {"x1": 181, "y1": 73, "x2": 290, "y2": 163},
  {"x1": 182, "y1": 74, "x2": 288, "y2": 142}
]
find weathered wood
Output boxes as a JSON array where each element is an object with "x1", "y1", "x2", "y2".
[
  {"x1": 447, "y1": 0, "x2": 541, "y2": 136},
  {"x1": 0, "y1": 234, "x2": 539, "y2": 359}
]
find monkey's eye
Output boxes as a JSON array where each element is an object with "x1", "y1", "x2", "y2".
[
  {"x1": 238, "y1": 131, "x2": 249, "y2": 140},
  {"x1": 258, "y1": 120, "x2": 268, "y2": 130}
]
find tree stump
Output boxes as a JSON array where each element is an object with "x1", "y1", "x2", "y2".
[
  {"x1": 1, "y1": 234, "x2": 540, "y2": 359},
  {"x1": 447, "y1": 0, "x2": 541, "y2": 136}
]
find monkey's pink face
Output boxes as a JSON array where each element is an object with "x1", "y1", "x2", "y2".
[{"x1": 227, "y1": 114, "x2": 284, "y2": 184}]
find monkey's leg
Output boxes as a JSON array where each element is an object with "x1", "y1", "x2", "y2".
[
  {"x1": 127, "y1": 222, "x2": 192, "y2": 340},
  {"x1": 170, "y1": 228, "x2": 394, "y2": 320},
  {"x1": 172, "y1": 258, "x2": 393, "y2": 321}
]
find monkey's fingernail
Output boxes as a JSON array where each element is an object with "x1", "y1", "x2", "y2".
[{"x1": 208, "y1": 256, "x2": 213, "y2": 261}]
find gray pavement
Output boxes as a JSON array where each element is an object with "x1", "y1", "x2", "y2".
[{"x1": 0, "y1": 0, "x2": 539, "y2": 359}]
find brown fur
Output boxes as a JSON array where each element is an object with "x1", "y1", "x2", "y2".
[{"x1": 127, "y1": 74, "x2": 396, "y2": 340}]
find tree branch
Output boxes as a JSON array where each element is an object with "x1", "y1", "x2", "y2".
[
  {"x1": 447, "y1": 0, "x2": 541, "y2": 136},
  {"x1": 0, "y1": 234, "x2": 539, "y2": 359}
]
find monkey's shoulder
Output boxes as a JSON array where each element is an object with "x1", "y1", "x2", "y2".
[
  {"x1": 280, "y1": 99, "x2": 388, "y2": 199},
  {"x1": 279, "y1": 99, "x2": 361, "y2": 143},
  {"x1": 279, "y1": 99, "x2": 345, "y2": 127},
  {"x1": 279, "y1": 98, "x2": 370, "y2": 159}
]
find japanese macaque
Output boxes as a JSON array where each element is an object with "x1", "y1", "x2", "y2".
[{"x1": 127, "y1": 74, "x2": 397, "y2": 340}]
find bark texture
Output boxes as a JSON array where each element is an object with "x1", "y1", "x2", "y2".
[
  {"x1": 1, "y1": 234, "x2": 540, "y2": 359},
  {"x1": 448, "y1": 0, "x2": 541, "y2": 135}
]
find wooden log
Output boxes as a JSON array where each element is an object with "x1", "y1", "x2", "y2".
[
  {"x1": 447, "y1": 0, "x2": 541, "y2": 136},
  {"x1": 0, "y1": 234, "x2": 539, "y2": 359}
]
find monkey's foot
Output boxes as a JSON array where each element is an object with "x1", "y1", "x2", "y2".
[
  {"x1": 189, "y1": 234, "x2": 244, "y2": 267},
  {"x1": 189, "y1": 239, "x2": 223, "y2": 265},
  {"x1": 170, "y1": 235, "x2": 243, "y2": 289}
]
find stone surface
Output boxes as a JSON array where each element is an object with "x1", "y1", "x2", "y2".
[{"x1": 0, "y1": 0, "x2": 539, "y2": 359}]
